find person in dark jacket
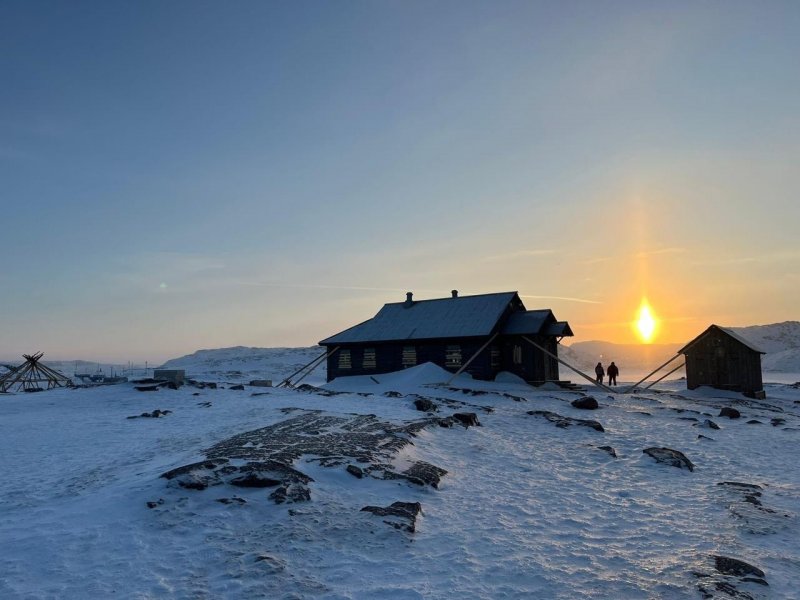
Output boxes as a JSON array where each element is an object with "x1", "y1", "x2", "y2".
[
  {"x1": 607, "y1": 361, "x2": 619, "y2": 386},
  {"x1": 594, "y1": 362, "x2": 605, "y2": 385}
]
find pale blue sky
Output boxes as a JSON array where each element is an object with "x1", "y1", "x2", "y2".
[{"x1": 1, "y1": 1, "x2": 799, "y2": 362}]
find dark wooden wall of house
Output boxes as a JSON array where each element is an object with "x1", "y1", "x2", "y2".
[{"x1": 684, "y1": 329, "x2": 763, "y2": 393}]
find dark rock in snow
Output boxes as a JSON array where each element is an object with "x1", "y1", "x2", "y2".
[
  {"x1": 146, "y1": 499, "x2": 164, "y2": 509},
  {"x1": 571, "y1": 396, "x2": 599, "y2": 410},
  {"x1": 413, "y1": 398, "x2": 437, "y2": 412},
  {"x1": 699, "y1": 419, "x2": 720, "y2": 430},
  {"x1": 438, "y1": 417, "x2": 456, "y2": 428},
  {"x1": 597, "y1": 445, "x2": 617, "y2": 458},
  {"x1": 230, "y1": 384, "x2": 245, "y2": 391},
  {"x1": 719, "y1": 407, "x2": 741, "y2": 419},
  {"x1": 383, "y1": 391, "x2": 404, "y2": 398},
  {"x1": 770, "y1": 417, "x2": 786, "y2": 427},
  {"x1": 713, "y1": 556, "x2": 765, "y2": 579},
  {"x1": 216, "y1": 496, "x2": 247, "y2": 505},
  {"x1": 230, "y1": 473, "x2": 281, "y2": 488},
  {"x1": 135, "y1": 385, "x2": 160, "y2": 392},
  {"x1": 403, "y1": 461, "x2": 448, "y2": 488},
  {"x1": 697, "y1": 434, "x2": 714, "y2": 440},
  {"x1": 269, "y1": 483, "x2": 310, "y2": 504},
  {"x1": 346, "y1": 465, "x2": 364, "y2": 479},
  {"x1": 452, "y1": 412, "x2": 481, "y2": 427},
  {"x1": 746, "y1": 419, "x2": 763, "y2": 425},
  {"x1": 643, "y1": 447, "x2": 694, "y2": 471},
  {"x1": 362, "y1": 501, "x2": 422, "y2": 533},
  {"x1": 528, "y1": 410, "x2": 605, "y2": 432},
  {"x1": 717, "y1": 481, "x2": 762, "y2": 491}
]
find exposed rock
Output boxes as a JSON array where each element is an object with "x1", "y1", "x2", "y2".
[
  {"x1": 746, "y1": 419, "x2": 763, "y2": 425},
  {"x1": 384, "y1": 391, "x2": 404, "y2": 398},
  {"x1": 438, "y1": 417, "x2": 456, "y2": 428},
  {"x1": 146, "y1": 499, "x2": 164, "y2": 509},
  {"x1": 571, "y1": 396, "x2": 599, "y2": 410},
  {"x1": 770, "y1": 417, "x2": 786, "y2": 427},
  {"x1": 403, "y1": 461, "x2": 448, "y2": 489},
  {"x1": 528, "y1": 410, "x2": 604, "y2": 432},
  {"x1": 346, "y1": 465, "x2": 364, "y2": 479},
  {"x1": 362, "y1": 501, "x2": 422, "y2": 533},
  {"x1": 697, "y1": 434, "x2": 714, "y2": 440},
  {"x1": 714, "y1": 556, "x2": 765, "y2": 579},
  {"x1": 719, "y1": 407, "x2": 741, "y2": 419},
  {"x1": 717, "y1": 481, "x2": 762, "y2": 491},
  {"x1": 643, "y1": 447, "x2": 694, "y2": 471},
  {"x1": 678, "y1": 417, "x2": 699, "y2": 422},
  {"x1": 699, "y1": 419, "x2": 720, "y2": 430},
  {"x1": 269, "y1": 483, "x2": 310, "y2": 504},
  {"x1": 135, "y1": 385, "x2": 160, "y2": 392},
  {"x1": 597, "y1": 445, "x2": 617, "y2": 458},
  {"x1": 161, "y1": 459, "x2": 230, "y2": 480},
  {"x1": 452, "y1": 412, "x2": 481, "y2": 427},
  {"x1": 229, "y1": 473, "x2": 281, "y2": 488},
  {"x1": 413, "y1": 398, "x2": 437, "y2": 412},
  {"x1": 230, "y1": 384, "x2": 245, "y2": 391},
  {"x1": 216, "y1": 496, "x2": 247, "y2": 505}
]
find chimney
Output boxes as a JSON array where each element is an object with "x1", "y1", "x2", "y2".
[
  {"x1": 451, "y1": 289, "x2": 458, "y2": 298},
  {"x1": 404, "y1": 291, "x2": 413, "y2": 307}
]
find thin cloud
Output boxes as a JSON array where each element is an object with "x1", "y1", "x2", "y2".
[
  {"x1": 481, "y1": 249, "x2": 556, "y2": 263},
  {"x1": 520, "y1": 294, "x2": 602, "y2": 305},
  {"x1": 633, "y1": 247, "x2": 687, "y2": 259}
]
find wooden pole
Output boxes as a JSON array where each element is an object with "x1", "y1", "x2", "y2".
[
  {"x1": 642, "y1": 362, "x2": 685, "y2": 390},
  {"x1": 621, "y1": 353, "x2": 683, "y2": 394},
  {"x1": 277, "y1": 347, "x2": 340, "y2": 388},
  {"x1": 290, "y1": 348, "x2": 340, "y2": 387},
  {"x1": 445, "y1": 333, "x2": 499, "y2": 385},
  {"x1": 521, "y1": 335, "x2": 615, "y2": 393}
]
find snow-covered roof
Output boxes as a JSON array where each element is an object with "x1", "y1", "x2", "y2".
[
  {"x1": 678, "y1": 324, "x2": 766, "y2": 354},
  {"x1": 320, "y1": 292, "x2": 519, "y2": 344}
]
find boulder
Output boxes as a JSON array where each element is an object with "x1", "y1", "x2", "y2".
[
  {"x1": 718, "y1": 407, "x2": 741, "y2": 419},
  {"x1": 643, "y1": 447, "x2": 694, "y2": 471},
  {"x1": 413, "y1": 398, "x2": 437, "y2": 412},
  {"x1": 713, "y1": 556, "x2": 765, "y2": 579},
  {"x1": 528, "y1": 410, "x2": 605, "y2": 432},
  {"x1": 346, "y1": 465, "x2": 364, "y2": 479},
  {"x1": 571, "y1": 396, "x2": 599, "y2": 410},
  {"x1": 453, "y1": 413, "x2": 481, "y2": 427},
  {"x1": 269, "y1": 483, "x2": 311, "y2": 504},
  {"x1": 699, "y1": 419, "x2": 720, "y2": 430},
  {"x1": 597, "y1": 445, "x2": 617, "y2": 458},
  {"x1": 230, "y1": 384, "x2": 245, "y2": 391}
]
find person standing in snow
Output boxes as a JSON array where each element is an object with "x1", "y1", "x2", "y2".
[
  {"x1": 607, "y1": 361, "x2": 619, "y2": 386},
  {"x1": 595, "y1": 362, "x2": 605, "y2": 385}
]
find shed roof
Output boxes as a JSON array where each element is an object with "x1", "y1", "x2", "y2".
[
  {"x1": 678, "y1": 324, "x2": 766, "y2": 355},
  {"x1": 320, "y1": 291, "x2": 519, "y2": 345}
]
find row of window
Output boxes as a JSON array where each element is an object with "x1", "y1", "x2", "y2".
[{"x1": 336, "y1": 345, "x2": 519, "y2": 370}]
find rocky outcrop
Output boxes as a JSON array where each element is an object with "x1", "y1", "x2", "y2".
[
  {"x1": 642, "y1": 447, "x2": 694, "y2": 471},
  {"x1": 528, "y1": 410, "x2": 605, "y2": 432},
  {"x1": 452, "y1": 413, "x2": 481, "y2": 427},
  {"x1": 413, "y1": 398, "x2": 437, "y2": 412},
  {"x1": 127, "y1": 409, "x2": 172, "y2": 419},
  {"x1": 362, "y1": 501, "x2": 422, "y2": 533}
]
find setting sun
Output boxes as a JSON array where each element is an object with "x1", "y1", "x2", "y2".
[{"x1": 634, "y1": 299, "x2": 658, "y2": 343}]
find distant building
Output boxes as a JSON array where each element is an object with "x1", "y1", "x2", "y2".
[
  {"x1": 319, "y1": 290, "x2": 572, "y2": 384},
  {"x1": 678, "y1": 325, "x2": 765, "y2": 398}
]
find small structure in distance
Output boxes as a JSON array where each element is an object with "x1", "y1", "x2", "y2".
[
  {"x1": 0, "y1": 352, "x2": 73, "y2": 393},
  {"x1": 678, "y1": 325, "x2": 765, "y2": 399}
]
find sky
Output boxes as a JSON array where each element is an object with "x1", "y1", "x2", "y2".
[{"x1": 1, "y1": 1, "x2": 799, "y2": 363}]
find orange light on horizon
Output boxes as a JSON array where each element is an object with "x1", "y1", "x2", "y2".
[{"x1": 634, "y1": 298, "x2": 658, "y2": 343}]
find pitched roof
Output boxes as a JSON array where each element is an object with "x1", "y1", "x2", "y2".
[
  {"x1": 501, "y1": 310, "x2": 555, "y2": 335},
  {"x1": 319, "y1": 292, "x2": 519, "y2": 344},
  {"x1": 678, "y1": 324, "x2": 766, "y2": 355}
]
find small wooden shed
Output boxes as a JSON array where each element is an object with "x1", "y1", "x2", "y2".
[{"x1": 678, "y1": 325, "x2": 765, "y2": 398}]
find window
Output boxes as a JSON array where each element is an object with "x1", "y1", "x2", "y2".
[
  {"x1": 513, "y1": 345, "x2": 523, "y2": 365},
  {"x1": 445, "y1": 345, "x2": 462, "y2": 368},
  {"x1": 490, "y1": 346, "x2": 501, "y2": 369},
  {"x1": 338, "y1": 349, "x2": 352, "y2": 369},
  {"x1": 363, "y1": 348, "x2": 376, "y2": 369},
  {"x1": 402, "y1": 346, "x2": 417, "y2": 367}
]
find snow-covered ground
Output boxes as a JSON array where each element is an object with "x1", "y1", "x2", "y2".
[{"x1": 1, "y1": 352, "x2": 798, "y2": 599}]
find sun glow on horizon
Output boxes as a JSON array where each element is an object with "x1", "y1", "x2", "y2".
[{"x1": 634, "y1": 298, "x2": 658, "y2": 343}]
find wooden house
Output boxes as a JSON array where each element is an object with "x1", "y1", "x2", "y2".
[
  {"x1": 678, "y1": 325, "x2": 765, "y2": 398},
  {"x1": 319, "y1": 290, "x2": 573, "y2": 384}
]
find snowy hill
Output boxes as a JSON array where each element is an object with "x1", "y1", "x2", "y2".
[
  {"x1": 728, "y1": 321, "x2": 800, "y2": 372},
  {"x1": 157, "y1": 346, "x2": 325, "y2": 383}
]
